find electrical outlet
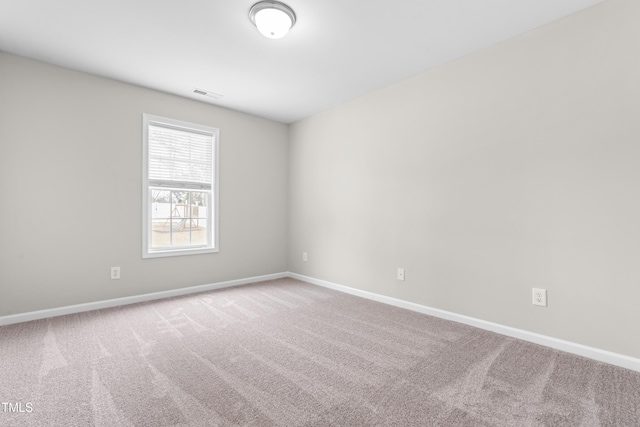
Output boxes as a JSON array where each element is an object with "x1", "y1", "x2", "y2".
[
  {"x1": 397, "y1": 268, "x2": 405, "y2": 281},
  {"x1": 111, "y1": 266, "x2": 121, "y2": 280},
  {"x1": 532, "y1": 288, "x2": 547, "y2": 307},
  {"x1": 302, "y1": 252, "x2": 308, "y2": 262}
]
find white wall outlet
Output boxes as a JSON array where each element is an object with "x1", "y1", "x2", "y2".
[
  {"x1": 397, "y1": 268, "x2": 405, "y2": 281},
  {"x1": 111, "y1": 266, "x2": 121, "y2": 280},
  {"x1": 302, "y1": 252, "x2": 308, "y2": 262},
  {"x1": 532, "y1": 288, "x2": 547, "y2": 307}
]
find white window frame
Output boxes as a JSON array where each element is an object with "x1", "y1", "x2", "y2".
[{"x1": 142, "y1": 114, "x2": 219, "y2": 258}]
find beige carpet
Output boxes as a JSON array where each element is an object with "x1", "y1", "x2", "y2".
[{"x1": 1, "y1": 278, "x2": 639, "y2": 426}]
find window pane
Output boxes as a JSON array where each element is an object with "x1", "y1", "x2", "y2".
[
  {"x1": 171, "y1": 218, "x2": 191, "y2": 246},
  {"x1": 191, "y1": 226, "x2": 207, "y2": 246},
  {"x1": 190, "y1": 191, "x2": 208, "y2": 219},
  {"x1": 151, "y1": 190, "x2": 171, "y2": 220},
  {"x1": 150, "y1": 189, "x2": 171, "y2": 248},
  {"x1": 190, "y1": 191, "x2": 208, "y2": 245},
  {"x1": 151, "y1": 219, "x2": 170, "y2": 248},
  {"x1": 172, "y1": 191, "x2": 188, "y2": 219}
]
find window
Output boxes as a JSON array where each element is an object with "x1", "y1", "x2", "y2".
[{"x1": 142, "y1": 114, "x2": 219, "y2": 258}]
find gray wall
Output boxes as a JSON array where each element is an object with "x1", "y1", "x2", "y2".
[
  {"x1": 0, "y1": 53, "x2": 289, "y2": 316},
  {"x1": 288, "y1": 0, "x2": 640, "y2": 358}
]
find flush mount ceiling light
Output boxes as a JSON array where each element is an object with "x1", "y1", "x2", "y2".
[{"x1": 249, "y1": 1, "x2": 296, "y2": 39}]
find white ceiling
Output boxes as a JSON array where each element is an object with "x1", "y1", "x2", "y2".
[{"x1": 0, "y1": 0, "x2": 604, "y2": 124}]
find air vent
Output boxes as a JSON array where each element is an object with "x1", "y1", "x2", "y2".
[{"x1": 193, "y1": 88, "x2": 223, "y2": 100}]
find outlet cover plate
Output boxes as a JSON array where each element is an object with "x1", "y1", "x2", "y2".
[{"x1": 532, "y1": 288, "x2": 547, "y2": 306}]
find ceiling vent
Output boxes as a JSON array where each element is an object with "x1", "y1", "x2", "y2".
[{"x1": 193, "y1": 88, "x2": 223, "y2": 100}]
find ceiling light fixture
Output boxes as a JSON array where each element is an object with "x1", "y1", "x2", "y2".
[{"x1": 249, "y1": 1, "x2": 296, "y2": 39}]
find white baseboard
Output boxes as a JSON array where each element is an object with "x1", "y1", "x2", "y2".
[
  {"x1": 0, "y1": 272, "x2": 288, "y2": 327},
  {"x1": 288, "y1": 272, "x2": 640, "y2": 373}
]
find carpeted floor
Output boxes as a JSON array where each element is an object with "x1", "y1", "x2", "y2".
[{"x1": 1, "y1": 278, "x2": 639, "y2": 426}]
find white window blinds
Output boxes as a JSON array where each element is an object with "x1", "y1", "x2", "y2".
[{"x1": 148, "y1": 123, "x2": 214, "y2": 189}]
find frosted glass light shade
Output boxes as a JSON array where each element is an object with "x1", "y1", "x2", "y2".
[
  {"x1": 255, "y1": 8, "x2": 292, "y2": 39},
  {"x1": 249, "y1": 1, "x2": 296, "y2": 39}
]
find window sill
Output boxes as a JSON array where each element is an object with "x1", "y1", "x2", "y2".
[{"x1": 143, "y1": 246, "x2": 219, "y2": 259}]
